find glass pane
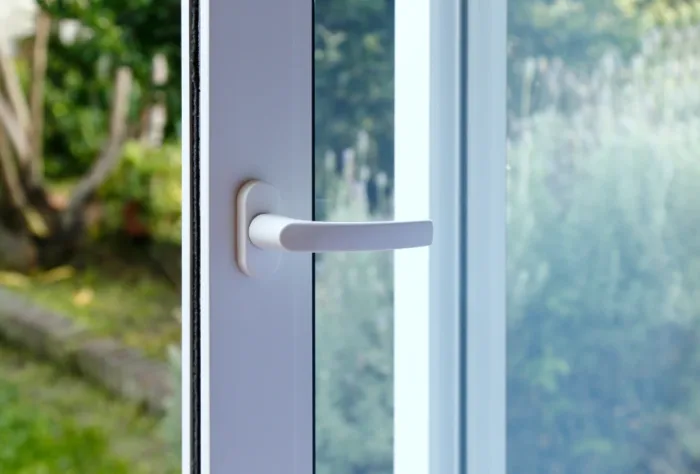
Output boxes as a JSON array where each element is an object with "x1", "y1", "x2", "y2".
[
  {"x1": 507, "y1": 3, "x2": 700, "y2": 474},
  {"x1": 0, "y1": 1, "x2": 181, "y2": 472},
  {"x1": 314, "y1": 2, "x2": 395, "y2": 474}
]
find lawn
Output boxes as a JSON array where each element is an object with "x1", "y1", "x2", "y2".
[
  {"x1": 0, "y1": 345, "x2": 177, "y2": 473},
  {"x1": 0, "y1": 239, "x2": 181, "y2": 471},
  {"x1": 0, "y1": 239, "x2": 181, "y2": 359}
]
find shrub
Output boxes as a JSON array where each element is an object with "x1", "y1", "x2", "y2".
[
  {"x1": 97, "y1": 140, "x2": 181, "y2": 243},
  {"x1": 506, "y1": 25, "x2": 700, "y2": 474}
]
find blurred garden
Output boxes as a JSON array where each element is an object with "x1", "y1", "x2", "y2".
[{"x1": 0, "y1": 0, "x2": 181, "y2": 472}]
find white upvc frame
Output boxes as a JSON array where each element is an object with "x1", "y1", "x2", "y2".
[
  {"x1": 395, "y1": 0, "x2": 507, "y2": 473},
  {"x1": 463, "y1": 0, "x2": 507, "y2": 473},
  {"x1": 190, "y1": 0, "x2": 507, "y2": 472},
  {"x1": 394, "y1": 1, "x2": 461, "y2": 474},
  {"x1": 199, "y1": 1, "x2": 313, "y2": 474}
]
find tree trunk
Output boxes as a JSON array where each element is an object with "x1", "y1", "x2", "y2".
[{"x1": 0, "y1": 192, "x2": 93, "y2": 272}]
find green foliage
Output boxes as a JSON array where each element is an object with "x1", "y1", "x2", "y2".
[
  {"x1": 314, "y1": 0, "x2": 700, "y2": 195},
  {"x1": 40, "y1": 36, "x2": 119, "y2": 177},
  {"x1": 0, "y1": 345, "x2": 173, "y2": 474},
  {"x1": 506, "y1": 26, "x2": 700, "y2": 473},
  {"x1": 509, "y1": 0, "x2": 640, "y2": 68},
  {"x1": 0, "y1": 375, "x2": 131, "y2": 473},
  {"x1": 99, "y1": 140, "x2": 182, "y2": 243},
  {"x1": 623, "y1": 0, "x2": 700, "y2": 29},
  {"x1": 37, "y1": 0, "x2": 181, "y2": 69},
  {"x1": 0, "y1": 2, "x2": 181, "y2": 471},
  {"x1": 508, "y1": 0, "x2": 700, "y2": 118},
  {"x1": 33, "y1": 0, "x2": 181, "y2": 178},
  {"x1": 11, "y1": 48, "x2": 111, "y2": 177},
  {"x1": 314, "y1": 0, "x2": 394, "y2": 196}
]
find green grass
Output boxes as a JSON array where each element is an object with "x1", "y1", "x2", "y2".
[
  {"x1": 0, "y1": 345, "x2": 176, "y2": 474},
  {"x1": 0, "y1": 239, "x2": 181, "y2": 472},
  {"x1": 1, "y1": 242, "x2": 181, "y2": 359}
]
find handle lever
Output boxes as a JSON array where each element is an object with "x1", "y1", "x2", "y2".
[
  {"x1": 249, "y1": 214, "x2": 432, "y2": 252},
  {"x1": 236, "y1": 180, "x2": 433, "y2": 277}
]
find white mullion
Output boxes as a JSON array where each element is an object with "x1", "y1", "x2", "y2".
[
  {"x1": 464, "y1": 0, "x2": 507, "y2": 473},
  {"x1": 394, "y1": 0, "x2": 431, "y2": 473},
  {"x1": 395, "y1": 1, "x2": 464, "y2": 474},
  {"x1": 429, "y1": 0, "x2": 464, "y2": 472}
]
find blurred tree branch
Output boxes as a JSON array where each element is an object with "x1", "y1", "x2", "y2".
[
  {"x1": 64, "y1": 67, "x2": 133, "y2": 227},
  {"x1": 28, "y1": 9, "x2": 51, "y2": 184}
]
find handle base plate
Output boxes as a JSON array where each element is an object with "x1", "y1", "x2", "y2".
[{"x1": 236, "y1": 180, "x2": 282, "y2": 277}]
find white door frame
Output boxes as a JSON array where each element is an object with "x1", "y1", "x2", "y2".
[
  {"x1": 187, "y1": 0, "x2": 507, "y2": 472},
  {"x1": 197, "y1": 0, "x2": 314, "y2": 472}
]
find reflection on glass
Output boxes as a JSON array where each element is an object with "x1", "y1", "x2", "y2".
[
  {"x1": 0, "y1": 1, "x2": 181, "y2": 472},
  {"x1": 314, "y1": 1, "x2": 395, "y2": 473},
  {"x1": 507, "y1": 4, "x2": 700, "y2": 474}
]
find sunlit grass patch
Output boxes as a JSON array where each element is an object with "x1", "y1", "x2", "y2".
[
  {"x1": 0, "y1": 346, "x2": 175, "y2": 473},
  {"x1": 1, "y1": 243, "x2": 181, "y2": 359}
]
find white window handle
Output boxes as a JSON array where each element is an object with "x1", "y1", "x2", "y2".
[
  {"x1": 249, "y1": 214, "x2": 432, "y2": 252},
  {"x1": 236, "y1": 180, "x2": 433, "y2": 277}
]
